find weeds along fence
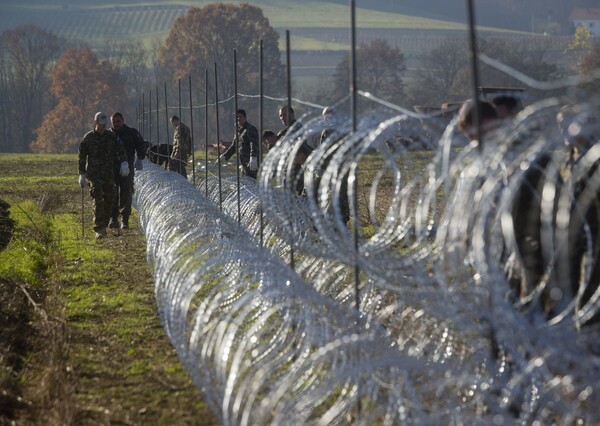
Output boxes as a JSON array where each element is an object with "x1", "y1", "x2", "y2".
[{"x1": 133, "y1": 81, "x2": 600, "y2": 424}]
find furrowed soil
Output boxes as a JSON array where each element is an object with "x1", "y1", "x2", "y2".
[{"x1": 0, "y1": 154, "x2": 219, "y2": 426}]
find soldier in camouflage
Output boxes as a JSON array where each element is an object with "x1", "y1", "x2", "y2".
[
  {"x1": 168, "y1": 115, "x2": 192, "y2": 178},
  {"x1": 219, "y1": 109, "x2": 259, "y2": 178},
  {"x1": 109, "y1": 112, "x2": 146, "y2": 230},
  {"x1": 78, "y1": 111, "x2": 129, "y2": 240}
]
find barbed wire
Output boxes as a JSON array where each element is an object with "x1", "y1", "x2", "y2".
[
  {"x1": 133, "y1": 51, "x2": 600, "y2": 424},
  {"x1": 142, "y1": 92, "x2": 326, "y2": 114}
]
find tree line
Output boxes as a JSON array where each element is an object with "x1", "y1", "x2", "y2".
[{"x1": 1, "y1": 3, "x2": 599, "y2": 153}]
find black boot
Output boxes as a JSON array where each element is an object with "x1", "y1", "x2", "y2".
[{"x1": 108, "y1": 217, "x2": 120, "y2": 229}]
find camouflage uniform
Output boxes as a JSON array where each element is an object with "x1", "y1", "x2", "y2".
[
  {"x1": 110, "y1": 125, "x2": 145, "y2": 225},
  {"x1": 221, "y1": 121, "x2": 259, "y2": 178},
  {"x1": 169, "y1": 122, "x2": 192, "y2": 178},
  {"x1": 78, "y1": 129, "x2": 127, "y2": 233}
]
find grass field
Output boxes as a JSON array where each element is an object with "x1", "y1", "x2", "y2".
[{"x1": 0, "y1": 153, "x2": 218, "y2": 425}]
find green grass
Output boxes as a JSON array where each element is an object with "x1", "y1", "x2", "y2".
[
  {"x1": 0, "y1": 153, "x2": 217, "y2": 424},
  {"x1": 0, "y1": 201, "x2": 53, "y2": 285}
]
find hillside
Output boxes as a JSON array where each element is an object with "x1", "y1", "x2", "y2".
[
  {"x1": 327, "y1": 0, "x2": 583, "y2": 33},
  {"x1": 0, "y1": 0, "x2": 518, "y2": 49}
]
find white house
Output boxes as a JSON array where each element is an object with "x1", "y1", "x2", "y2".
[{"x1": 570, "y1": 8, "x2": 600, "y2": 37}]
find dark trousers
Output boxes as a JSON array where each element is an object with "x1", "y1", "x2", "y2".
[
  {"x1": 90, "y1": 179, "x2": 115, "y2": 232},
  {"x1": 112, "y1": 173, "x2": 134, "y2": 222},
  {"x1": 242, "y1": 164, "x2": 257, "y2": 179},
  {"x1": 168, "y1": 158, "x2": 187, "y2": 178}
]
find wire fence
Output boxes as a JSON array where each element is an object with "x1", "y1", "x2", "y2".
[
  {"x1": 131, "y1": 2, "x2": 600, "y2": 423},
  {"x1": 134, "y1": 81, "x2": 600, "y2": 424}
]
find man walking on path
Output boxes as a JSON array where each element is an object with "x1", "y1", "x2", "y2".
[
  {"x1": 78, "y1": 111, "x2": 129, "y2": 240},
  {"x1": 109, "y1": 112, "x2": 146, "y2": 230}
]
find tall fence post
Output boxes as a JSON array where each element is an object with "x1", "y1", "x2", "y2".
[
  {"x1": 156, "y1": 86, "x2": 161, "y2": 167},
  {"x1": 178, "y1": 78, "x2": 183, "y2": 176},
  {"x1": 215, "y1": 63, "x2": 223, "y2": 213},
  {"x1": 285, "y1": 30, "x2": 295, "y2": 270},
  {"x1": 259, "y1": 39, "x2": 265, "y2": 249},
  {"x1": 149, "y1": 89, "x2": 152, "y2": 147},
  {"x1": 466, "y1": 0, "x2": 483, "y2": 149},
  {"x1": 189, "y1": 75, "x2": 196, "y2": 185},
  {"x1": 205, "y1": 69, "x2": 209, "y2": 197},
  {"x1": 350, "y1": 0, "x2": 360, "y2": 313},
  {"x1": 233, "y1": 49, "x2": 242, "y2": 223},
  {"x1": 350, "y1": 1, "x2": 362, "y2": 418},
  {"x1": 141, "y1": 93, "x2": 145, "y2": 142},
  {"x1": 164, "y1": 82, "x2": 170, "y2": 155}
]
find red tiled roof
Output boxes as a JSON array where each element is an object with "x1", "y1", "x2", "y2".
[{"x1": 570, "y1": 8, "x2": 600, "y2": 21}]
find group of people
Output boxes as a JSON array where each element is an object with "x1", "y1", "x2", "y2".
[
  {"x1": 78, "y1": 111, "x2": 145, "y2": 239},
  {"x1": 76, "y1": 103, "x2": 341, "y2": 241},
  {"x1": 217, "y1": 104, "x2": 349, "y2": 223},
  {"x1": 78, "y1": 111, "x2": 193, "y2": 240},
  {"x1": 217, "y1": 105, "x2": 303, "y2": 178},
  {"x1": 78, "y1": 94, "x2": 599, "y2": 326}
]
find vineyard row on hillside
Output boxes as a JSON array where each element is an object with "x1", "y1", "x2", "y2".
[{"x1": 1, "y1": 4, "x2": 571, "y2": 55}]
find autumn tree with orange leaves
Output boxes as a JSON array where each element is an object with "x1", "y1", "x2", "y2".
[
  {"x1": 31, "y1": 45, "x2": 126, "y2": 153},
  {"x1": 160, "y1": 3, "x2": 284, "y2": 120}
]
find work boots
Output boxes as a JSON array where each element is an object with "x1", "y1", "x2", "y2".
[
  {"x1": 121, "y1": 216, "x2": 129, "y2": 230},
  {"x1": 108, "y1": 217, "x2": 120, "y2": 229}
]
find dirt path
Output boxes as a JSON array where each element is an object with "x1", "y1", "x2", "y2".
[{"x1": 52, "y1": 224, "x2": 219, "y2": 425}]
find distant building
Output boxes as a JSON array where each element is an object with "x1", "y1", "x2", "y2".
[{"x1": 569, "y1": 8, "x2": 600, "y2": 37}]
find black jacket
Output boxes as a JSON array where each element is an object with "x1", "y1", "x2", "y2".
[{"x1": 111, "y1": 125, "x2": 145, "y2": 167}]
